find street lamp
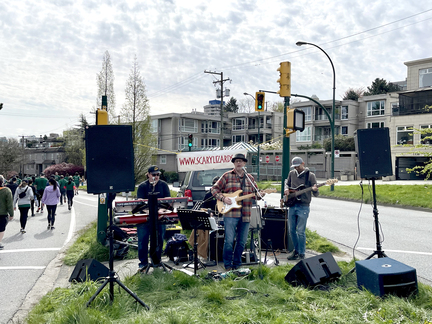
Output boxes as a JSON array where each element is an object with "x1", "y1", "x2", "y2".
[
  {"x1": 244, "y1": 92, "x2": 260, "y2": 181},
  {"x1": 296, "y1": 41, "x2": 336, "y2": 190}
]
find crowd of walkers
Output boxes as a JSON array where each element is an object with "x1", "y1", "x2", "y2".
[{"x1": 0, "y1": 172, "x2": 84, "y2": 249}]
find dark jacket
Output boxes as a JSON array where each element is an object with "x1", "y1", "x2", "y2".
[{"x1": 285, "y1": 168, "x2": 319, "y2": 206}]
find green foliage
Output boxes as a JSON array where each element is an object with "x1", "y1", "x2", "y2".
[
  {"x1": 400, "y1": 127, "x2": 432, "y2": 180},
  {"x1": 342, "y1": 87, "x2": 364, "y2": 100},
  {"x1": 323, "y1": 135, "x2": 355, "y2": 152},
  {"x1": 163, "y1": 171, "x2": 179, "y2": 183},
  {"x1": 364, "y1": 78, "x2": 401, "y2": 96}
]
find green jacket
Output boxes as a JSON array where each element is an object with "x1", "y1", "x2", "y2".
[
  {"x1": 0, "y1": 187, "x2": 14, "y2": 217},
  {"x1": 34, "y1": 177, "x2": 48, "y2": 191}
]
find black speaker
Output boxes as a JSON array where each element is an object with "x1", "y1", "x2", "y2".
[
  {"x1": 356, "y1": 257, "x2": 418, "y2": 297},
  {"x1": 354, "y1": 128, "x2": 392, "y2": 179},
  {"x1": 69, "y1": 259, "x2": 109, "y2": 283},
  {"x1": 285, "y1": 252, "x2": 342, "y2": 287},
  {"x1": 209, "y1": 229, "x2": 224, "y2": 261},
  {"x1": 85, "y1": 125, "x2": 135, "y2": 194},
  {"x1": 261, "y1": 208, "x2": 293, "y2": 252}
]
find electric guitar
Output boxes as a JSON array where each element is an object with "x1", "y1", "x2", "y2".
[
  {"x1": 282, "y1": 179, "x2": 338, "y2": 207},
  {"x1": 217, "y1": 188, "x2": 277, "y2": 214}
]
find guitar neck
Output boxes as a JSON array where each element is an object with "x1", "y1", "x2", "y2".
[{"x1": 293, "y1": 182, "x2": 327, "y2": 197}]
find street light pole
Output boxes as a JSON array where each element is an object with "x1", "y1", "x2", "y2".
[
  {"x1": 244, "y1": 92, "x2": 260, "y2": 181},
  {"x1": 296, "y1": 41, "x2": 336, "y2": 190}
]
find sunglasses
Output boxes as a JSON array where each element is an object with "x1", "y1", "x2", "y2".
[{"x1": 151, "y1": 173, "x2": 160, "y2": 176}]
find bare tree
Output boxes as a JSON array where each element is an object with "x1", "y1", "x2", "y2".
[
  {"x1": 96, "y1": 50, "x2": 116, "y2": 122},
  {"x1": 238, "y1": 98, "x2": 254, "y2": 113},
  {"x1": 120, "y1": 56, "x2": 155, "y2": 183}
]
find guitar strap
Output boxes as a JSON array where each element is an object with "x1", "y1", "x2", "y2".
[{"x1": 304, "y1": 170, "x2": 310, "y2": 188}]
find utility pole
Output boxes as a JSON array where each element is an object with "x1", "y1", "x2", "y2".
[{"x1": 204, "y1": 70, "x2": 231, "y2": 150}]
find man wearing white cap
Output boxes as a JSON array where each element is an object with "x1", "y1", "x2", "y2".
[{"x1": 284, "y1": 157, "x2": 319, "y2": 260}]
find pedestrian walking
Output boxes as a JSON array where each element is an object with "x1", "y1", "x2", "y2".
[
  {"x1": 13, "y1": 180, "x2": 34, "y2": 234},
  {"x1": 0, "y1": 175, "x2": 14, "y2": 249},
  {"x1": 58, "y1": 175, "x2": 67, "y2": 205},
  {"x1": 34, "y1": 173, "x2": 47, "y2": 213},
  {"x1": 73, "y1": 172, "x2": 80, "y2": 195},
  {"x1": 28, "y1": 179, "x2": 37, "y2": 216},
  {"x1": 6, "y1": 177, "x2": 18, "y2": 197},
  {"x1": 41, "y1": 178, "x2": 61, "y2": 230},
  {"x1": 65, "y1": 176, "x2": 75, "y2": 210}
]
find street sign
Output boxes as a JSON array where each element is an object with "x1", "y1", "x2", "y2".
[
  {"x1": 259, "y1": 157, "x2": 262, "y2": 162},
  {"x1": 265, "y1": 155, "x2": 270, "y2": 163},
  {"x1": 335, "y1": 150, "x2": 340, "y2": 158},
  {"x1": 275, "y1": 155, "x2": 280, "y2": 162}
]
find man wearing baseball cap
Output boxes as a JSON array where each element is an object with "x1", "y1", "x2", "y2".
[
  {"x1": 284, "y1": 157, "x2": 319, "y2": 260},
  {"x1": 136, "y1": 165, "x2": 171, "y2": 271}
]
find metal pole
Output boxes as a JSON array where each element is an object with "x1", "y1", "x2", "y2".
[
  {"x1": 220, "y1": 72, "x2": 224, "y2": 150},
  {"x1": 296, "y1": 41, "x2": 336, "y2": 189},
  {"x1": 281, "y1": 97, "x2": 290, "y2": 199},
  {"x1": 257, "y1": 111, "x2": 260, "y2": 181}
]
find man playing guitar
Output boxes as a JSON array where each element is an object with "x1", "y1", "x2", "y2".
[{"x1": 284, "y1": 157, "x2": 319, "y2": 261}]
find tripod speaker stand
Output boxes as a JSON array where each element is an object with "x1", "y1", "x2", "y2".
[{"x1": 86, "y1": 193, "x2": 149, "y2": 309}]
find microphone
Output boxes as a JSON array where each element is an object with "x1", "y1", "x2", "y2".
[{"x1": 152, "y1": 177, "x2": 155, "y2": 184}]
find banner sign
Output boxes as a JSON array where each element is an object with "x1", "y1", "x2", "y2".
[{"x1": 177, "y1": 149, "x2": 248, "y2": 172}]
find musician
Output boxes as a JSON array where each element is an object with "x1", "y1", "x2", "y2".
[
  {"x1": 211, "y1": 153, "x2": 264, "y2": 271},
  {"x1": 284, "y1": 157, "x2": 319, "y2": 261},
  {"x1": 136, "y1": 165, "x2": 171, "y2": 270}
]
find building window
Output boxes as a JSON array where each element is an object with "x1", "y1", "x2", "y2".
[
  {"x1": 367, "y1": 100, "x2": 385, "y2": 116},
  {"x1": 178, "y1": 136, "x2": 196, "y2": 150},
  {"x1": 367, "y1": 122, "x2": 385, "y2": 128},
  {"x1": 419, "y1": 68, "x2": 432, "y2": 88},
  {"x1": 296, "y1": 126, "x2": 311, "y2": 142},
  {"x1": 201, "y1": 121, "x2": 220, "y2": 134},
  {"x1": 151, "y1": 119, "x2": 158, "y2": 133},
  {"x1": 300, "y1": 107, "x2": 312, "y2": 121},
  {"x1": 421, "y1": 125, "x2": 432, "y2": 144},
  {"x1": 232, "y1": 135, "x2": 245, "y2": 143},
  {"x1": 160, "y1": 155, "x2": 166, "y2": 164},
  {"x1": 341, "y1": 106, "x2": 348, "y2": 120},
  {"x1": 201, "y1": 138, "x2": 219, "y2": 147},
  {"x1": 179, "y1": 118, "x2": 197, "y2": 133},
  {"x1": 397, "y1": 126, "x2": 413, "y2": 145},
  {"x1": 341, "y1": 126, "x2": 348, "y2": 135},
  {"x1": 232, "y1": 118, "x2": 246, "y2": 131}
]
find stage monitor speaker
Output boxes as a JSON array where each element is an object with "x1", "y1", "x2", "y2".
[
  {"x1": 260, "y1": 207, "x2": 293, "y2": 252},
  {"x1": 355, "y1": 257, "x2": 418, "y2": 297},
  {"x1": 85, "y1": 125, "x2": 135, "y2": 194},
  {"x1": 69, "y1": 258, "x2": 109, "y2": 283},
  {"x1": 285, "y1": 252, "x2": 342, "y2": 287},
  {"x1": 354, "y1": 128, "x2": 392, "y2": 179}
]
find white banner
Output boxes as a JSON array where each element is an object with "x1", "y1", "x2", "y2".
[{"x1": 177, "y1": 149, "x2": 248, "y2": 172}]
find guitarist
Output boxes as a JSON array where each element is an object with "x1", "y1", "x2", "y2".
[
  {"x1": 284, "y1": 157, "x2": 319, "y2": 261},
  {"x1": 211, "y1": 153, "x2": 264, "y2": 271}
]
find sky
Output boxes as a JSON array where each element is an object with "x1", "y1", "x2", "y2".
[{"x1": 1, "y1": 0, "x2": 432, "y2": 139}]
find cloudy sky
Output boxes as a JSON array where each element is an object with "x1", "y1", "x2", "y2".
[{"x1": 1, "y1": 0, "x2": 431, "y2": 139}]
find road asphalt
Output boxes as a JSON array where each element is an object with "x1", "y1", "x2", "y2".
[{"x1": 10, "y1": 179, "x2": 430, "y2": 323}]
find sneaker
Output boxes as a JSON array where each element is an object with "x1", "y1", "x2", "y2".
[
  {"x1": 31, "y1": 214, "x2": 35, "y2": 217},
  {"x1": 0, "y1": 243, "x2": 4, "y2": 250},
  {"x1": 41, "y1": 209, "x2": 44, "y2": 213},
  {"x1": 51, "y1": 226, "x2": 55, "y2": 230},
  {"x1": 20, "y1": 229, "x2": 26, "y2": 234},
  {"x1": 299, "y1": 254, "x2": 305, "y2": 260},
  {"x1": 47, "y1": 224, "x2": 51, "y2": 230},
  {"x1": 287, "y1": 252, "x2": 299, "y2": 260},
  {"x1": 37, "y1": 208, "x2": 41, "y2": 212}
]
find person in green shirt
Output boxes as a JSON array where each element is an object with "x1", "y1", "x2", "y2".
[
  {"x1": 73, "y1": 173, "x2": 80, "y2": 195},
  {"x1": 34, "y1": 174, "x2": 48, "y2": 213},
  {"x1": 58, "y1": 175, "x2": 67, "y2": 205},
  {"x1": 0, "y1": 175, "x2": 14, "y2": 249},
  {"x1": 65, "y1": 176, "x2": 75, "y2": 210}
]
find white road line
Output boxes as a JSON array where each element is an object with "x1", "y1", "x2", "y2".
[
  {"x1": 0, "y1": 248, "x2": 61, "y2": 254},
  {"x1": 74, "y1": 200, "x2": 98, "y2": 208},
  {"x1": 357, "y1": 247, "x2": 432, "y2": 256},
  {"x1": 0, "y1": 266, "x2": 46, "y2": 270},
  {"x1": 64, "y1": 205, "x2": 76, "y2": 246}
]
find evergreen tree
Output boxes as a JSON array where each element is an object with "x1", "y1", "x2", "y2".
[
  {"x1": 225, "y1": 97, "x2": 239, "y2": 113},
  {"x1": 364, "y1": 78, "x2": 401, "y2": 96}
]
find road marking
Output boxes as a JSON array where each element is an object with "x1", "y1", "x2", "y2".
[
  {"x1": 64, "y1": 205, "x2": 76, "y2": 246},
  {"x1": 0, "y1": 266, "x2": 46, "y2": 270},
  {"x1": 74, "y1": 200, "x2": 98, "y2": 208},
  {"x1": 357, "y1": 247, "x2": 432, "y2": 256},
  {"x1": 0, "y1": 247, "x2": 61, "y2": 254}
]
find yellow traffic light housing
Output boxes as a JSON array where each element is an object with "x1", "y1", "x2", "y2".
[
  {"x1": 285, "y1": 108, "x2": 305, "y2": 137},
  {"x1": 277, "y1": 61, "x2": 291, "y2": 97},
  {"x1": 255, "y1": 92, "x2": 265, "y2": 111},
  {"x1": 96, "y1": 109, "x2": 108, "y2": 125}
]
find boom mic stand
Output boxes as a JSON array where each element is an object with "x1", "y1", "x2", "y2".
[{"x1": 86, "y1": 193, "x2": 149, "y2": 309}]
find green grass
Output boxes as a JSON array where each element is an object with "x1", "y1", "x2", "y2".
[{"x1": 27, "y1": 262, "x2": 432, "y2": 324}]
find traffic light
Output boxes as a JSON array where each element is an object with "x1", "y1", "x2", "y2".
[
  {"x1": 255, "y1": 92, "x2": 265, "y2": 111},
  {"x1": 188, "y1": 134, "x2": 193, "y2": 147},
  {"x1": 286, "y1": 108, "x2": 305, "y2": 131},
  {"x1": 277, "y1": 61, "x2": 291, "y2": 97}
]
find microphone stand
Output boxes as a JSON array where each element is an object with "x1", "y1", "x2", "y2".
[{"x1": 240, "y1": 167, "x2": 264, "y2": 279}]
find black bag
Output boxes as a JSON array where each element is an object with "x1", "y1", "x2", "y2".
[
  {"x1": 19, "y1": 188, "x2": 28, "y2": 199},
  {"x1": 164, "y1": 233, "x2": 189, "y2": 264}
]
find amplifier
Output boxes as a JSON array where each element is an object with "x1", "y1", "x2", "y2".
[
  {"x1": 260, "y1": 208, "x2": 293, "y2": 252},
  {"x1": 356, "y1": 257, "x2": 418, "y2": 297}
]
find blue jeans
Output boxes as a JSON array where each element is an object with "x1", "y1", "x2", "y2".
[
  {"x1": 223, "y1": 217, "x2": 250, "y2": 269},
  {"x1": 288, "y1": 205, "x2": 310, "y2": 255},
  {"x1": 137, "y1": 222, "x2": 166, "y2": 267}
]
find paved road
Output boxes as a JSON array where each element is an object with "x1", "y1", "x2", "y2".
[
  {"x1": 261, "y1": 189, "x2": 432, "y2": 285},
  {"x1": 0, "y1": 192, "x2": 99, "y2": 324}
]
